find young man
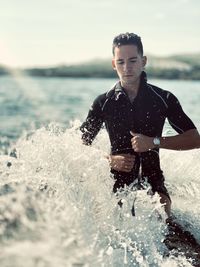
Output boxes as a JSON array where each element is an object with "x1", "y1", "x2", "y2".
[{"x1": 80, "y1": 32, "x2": 200, "y2": 218}]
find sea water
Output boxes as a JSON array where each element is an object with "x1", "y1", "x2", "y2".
[{"x1": 0, "y1": 74, "x2": 200, "y2": 266}]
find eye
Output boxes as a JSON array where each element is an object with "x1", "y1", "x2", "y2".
[
  {"x1": 117, "y1": 61, "x2": 124, "y2": 65},
  {"x1": 130, "y1": 60, "x2": 137, "y2": 63}
]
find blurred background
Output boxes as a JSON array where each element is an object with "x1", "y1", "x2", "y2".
[
  {"x1": 0, "y1": 0, "x2": 200, "y2": 152},
  {"x1": 1, "y1": 0, "x2": 200, "y2": 67}
]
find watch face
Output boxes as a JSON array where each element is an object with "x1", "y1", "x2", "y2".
[{"x1": 154, "y1": 137, "x2": 160, "y2": 146}]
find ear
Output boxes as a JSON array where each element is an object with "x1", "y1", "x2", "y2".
[
  {"x1": 142, "y1": 56, "x2": 147, "y2": 68},
  {"x1": 112, "y1": 58, "x2": 116, "y2": 70}
]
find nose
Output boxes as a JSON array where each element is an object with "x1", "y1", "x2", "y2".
[{"x1": 123, "y1": 62, "x2": 131, "y2": 72}]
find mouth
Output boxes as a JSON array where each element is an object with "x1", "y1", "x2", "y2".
[{"x1": 123, "y1": 74, "x2": 133, "y2": 77}]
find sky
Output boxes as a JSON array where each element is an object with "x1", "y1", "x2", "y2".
[{"x1": 0, "y1": 0, "x2": 200, "y2": 67}]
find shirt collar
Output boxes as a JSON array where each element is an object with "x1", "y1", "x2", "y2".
[
  {"x1": 113, "y1": 71, "x2": 148, "y2": 101},
  {"x1": 114, "y1": 82, "x2": 126, "y2": 100}
]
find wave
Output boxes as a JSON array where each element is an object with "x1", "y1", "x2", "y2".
[{"x1": 0, "y1": 122, "x2": 199, "y2": 266}]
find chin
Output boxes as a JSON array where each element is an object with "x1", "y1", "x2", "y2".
[{"x1": 123, "y1": 78, "x2": 135, "y2": 84}]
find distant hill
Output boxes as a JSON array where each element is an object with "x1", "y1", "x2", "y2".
[
  {"x1": 168, "y1": 53, "x2": 200, "y2": 66},
  {"x1": 146, "y1": 53, "x2": 200, "y2": 80},
  {"x1": 0, "y1": 65, "x2": 10, "y2": 75},
  {"x1": 1, "y1": 53, "x2": 200, "y2": 80}
]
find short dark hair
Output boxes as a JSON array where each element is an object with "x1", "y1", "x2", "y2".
[{"x1": 112, "y1": 32, "x2": 143, "y2": 56}]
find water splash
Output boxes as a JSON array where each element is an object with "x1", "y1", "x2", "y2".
[{"x1": 0, "y1": 122, "x2": 199, "y2": 266}]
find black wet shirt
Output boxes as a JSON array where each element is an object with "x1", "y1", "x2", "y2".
[{"x1": 80, "y1": 74, "x2": 196, "y2": 183}]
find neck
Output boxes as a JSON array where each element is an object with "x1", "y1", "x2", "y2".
[{"x1": 121, "y1": 79, "x2": 140, "y2": 98}]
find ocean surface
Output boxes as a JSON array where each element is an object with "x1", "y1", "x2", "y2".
[{"x1": 0, "y1": 74, "x2": 200, "y2": 267}]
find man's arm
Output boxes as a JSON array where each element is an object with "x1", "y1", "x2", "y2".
[
  {"x1": 80, "y1": 96, "x2": 104, "y2": 145},
  {"x1": 80, "y1": 95, "x2": 136, "y2": 171},
  {"x1": 130, "y1": 129, "x2": 200, "y2": 152},
  {"x1": 131, "y1": 91, "x2": 200, "y2": 152},
  {"x1": 158, "y1": 129, "x2": 200, "y2": 150}
]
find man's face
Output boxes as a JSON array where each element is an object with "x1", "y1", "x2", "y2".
[{"x1": 112, "y1": 44, "x2": 146, "y2": 86}]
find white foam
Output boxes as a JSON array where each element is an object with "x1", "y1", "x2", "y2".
[{"x1": 0, "y1": 122, "x2": 199, "y2": 266}]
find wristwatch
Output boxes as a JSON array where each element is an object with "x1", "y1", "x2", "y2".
[{"x1": 153, "y1": 137, "x2": 160, "y2": 147}]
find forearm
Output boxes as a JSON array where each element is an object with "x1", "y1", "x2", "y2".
[
  {"x1": 131, "y1": 129, "x2": 200, "y2": 152},
  {"x1": 160, "y1": 129, "x2": 200, "y2": 150},
  {"x1": 80, "y1": 119, "x2": 103, "y2": 145}
]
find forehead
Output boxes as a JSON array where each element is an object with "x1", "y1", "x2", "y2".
[{"x1": 113, "y1": 44, "x2": 140, "y2": 58}]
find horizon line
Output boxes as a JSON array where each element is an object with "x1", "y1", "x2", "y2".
[{"x1": 1, "y1": 51, "x2": 200, "y2": 69}]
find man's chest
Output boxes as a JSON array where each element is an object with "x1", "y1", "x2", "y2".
[{"x1": 103, "y1": 97, "x2": 167, "y2": 135}]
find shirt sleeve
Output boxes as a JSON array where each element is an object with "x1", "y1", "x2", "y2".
[
  {"x1": 166, "y1": 93, "x2": 196, "y2": 134},
  {"x1": 80, "y1": 96, "x2": 104, "y2": 145}
]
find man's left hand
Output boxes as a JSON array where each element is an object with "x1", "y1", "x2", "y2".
[{"x1": 130, "y1": 131, "x2": 154, "y2": 152}]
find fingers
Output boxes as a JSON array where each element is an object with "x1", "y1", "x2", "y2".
[
  {"x1": 130, "y1": 131, "x2": 137, "y2": 137},
  {"x1": 121, "y1": 165, "x2": 133, "y2": 172},
  {"x1": 130, "y1": 132, "x2": 141, "y2": 152},
  {"x1": 131, "y1": 138, "x2": 139, "y2": 152},
  {"x1": 109, "y1": 154, "x2": 135, "y2": 173},
  {"x1": 121, "y1": 155, "x2": 135, "y2": 172},
  {"x1": 121, "y1": 154, "x2": 135, "y2": 162},
  {"x1": 131, "y1": 135, "x2": 141, "y2": 144},
  {"x1": 130, "y1": 133, "x2": 153, "y2": 152}
]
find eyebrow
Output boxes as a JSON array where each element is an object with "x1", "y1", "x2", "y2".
[{"x1": 116, "y1": 57, "x2": 138, "y2": 62}]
